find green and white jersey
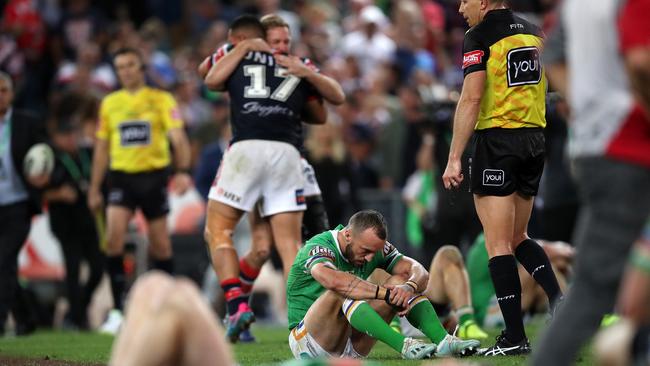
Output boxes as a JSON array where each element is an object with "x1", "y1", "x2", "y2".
[{"x1": 286, "y1": 224, "x2": 403, "y2": 329}]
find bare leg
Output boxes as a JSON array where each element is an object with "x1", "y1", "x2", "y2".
[
  {"x1": 105, "y1": 206, "x2": 133, "y2": 256},
  {"x1": 109, "y1": 272, "x2": 234, "y2": 366},
  {"x1": 268, "y1": 211, "x2": 304, "y2": 279},
  {"x1": 204, "y1": 200, "x2": 244, "y2": 281},
  {"x1": 424, "y1": 245, "x2": 471, "y2": 311}
]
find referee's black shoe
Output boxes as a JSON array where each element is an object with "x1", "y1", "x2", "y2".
[{"x1": 479, "y1": 330, "x2": 531, "y2": 356}]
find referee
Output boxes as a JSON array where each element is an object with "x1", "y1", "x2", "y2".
[
  {"x1": 87, "y1": 48, "x2": 191, "y2": 334},
  {"x1": 442, "y1": 0, "x2": 562, "y2": 356}
]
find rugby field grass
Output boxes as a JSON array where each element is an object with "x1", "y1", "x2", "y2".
[{"x1": 0, "y1": 322, "x2": 595, "y2": 365}]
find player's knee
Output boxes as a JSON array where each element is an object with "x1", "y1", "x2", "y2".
[
  {"x1": 384, "y1": 273, "x2": 409, "y2": 285},
  {"x1": 130, "y1": 271, "x2": 174, "y2": 304},
  {"x1": 437, "y1": 245, "x2": 463, "y2": 266}
]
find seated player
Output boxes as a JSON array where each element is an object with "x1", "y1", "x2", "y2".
[
  {"x1": 109, "y1": 272, "x2": 234, "y2": 366},
  {"x1": 286, "y1": 210, "x2": 480, "y2": 360}
]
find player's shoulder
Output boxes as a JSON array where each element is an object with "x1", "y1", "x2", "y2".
[{"x1": 102, "y1": 89, "x2": 127, "y2": 105}]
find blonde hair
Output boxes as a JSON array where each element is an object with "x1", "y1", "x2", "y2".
[{"x1": 260, "y1": 14, "x2": 289, "y2": 31}]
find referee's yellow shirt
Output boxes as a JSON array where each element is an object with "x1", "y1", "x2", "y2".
[
  {"x1": 462, "y1": 9, "x2": 546, "y2": 130},
  {"x1": 97, "y1": 87, "x2": 183, "y2": 173}
]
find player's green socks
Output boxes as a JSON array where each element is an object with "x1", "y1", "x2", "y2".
[
  {"x1": 343, "y1": 299, "x2": 405, "y2": 353},
  {"x1": 456, "y1": 305, "x2": 474, "y2": 326},
  {"x1": 406, "y1": 295, "x2": 448, "y2": 344}
]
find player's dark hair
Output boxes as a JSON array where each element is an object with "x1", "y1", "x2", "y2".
[
  {"x1": 230, "y1": 14, "x2": 265, "y2": 38},
  {"x1": 348, "y1": 210, "x2": 388, "y2": 241},
  {"x1": 112, "y1": 47, "x2": 145, "y2": 69}
]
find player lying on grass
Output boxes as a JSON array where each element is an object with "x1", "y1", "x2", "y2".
[
  {"x1": 109, "y1": 272, "x2": 233, "y2": 366},
  {"x1": 286, "y1": 210, "x2": 480, "y2": 360}
]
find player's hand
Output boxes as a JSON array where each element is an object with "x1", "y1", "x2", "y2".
[
  {"x1": 274, "y1": 54, "x2": 312, "y2": 78},
  {"x1": 384, "y1": 283, "x2": 413, "y2": 310},
  {"x1": 442, "y1": 157, "x2": 463, "y2": 190},
  {"x1": 87, "y1": 187, "x2": 103, "y2": 213},
  {"x1": 241, "y1": 38, "x2": 272, "y2": 53},
  {"x1": 58, "y1": 184, "x2": 78, "y2": 204},
  {"x1": 27, "y1": 173, "x2": 50, "y2": 188},
  {"x1": 172, "y1": 172, "x2": 192, "y2": 195}
]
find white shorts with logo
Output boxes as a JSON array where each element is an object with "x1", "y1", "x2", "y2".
[
  {"x1": 288, "y1": 320, "x2": 362, "y2": 359},
  {"x1": 301, "y1": 158, "x2": 321, "y2": 197},
  {"x1": 208, "y1": 140, "x2": 306, "y2": 217}
]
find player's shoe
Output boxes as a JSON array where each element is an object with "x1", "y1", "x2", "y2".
[
  {"x1": 458, "y1": 319, "x2": 489, "y2": 340},
  {"x1": 99, "y1": 309, "x2": 123, "y2": 335},
  {"x1": 435, "y1": 331, "x2": 480, "y2": 357},
  {"x1": 600, "y1": 313, "x2": 621, "y2": 328},
  {"x1": 479, "y1": 330, "x2": 531, "y2": 356},
  {"x1": 239, "y1": 328, "x2": 257, "y2": 343},
  {"x1": 226, "y1": 303, "x2": 255, "y2": 343},
  {"x1": 401, "y1": 337, "x2": 437, "y2": 359}
]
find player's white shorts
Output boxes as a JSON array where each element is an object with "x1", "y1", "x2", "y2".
[
  {"x1": 288, "y1": 320, "x2": 362, "y2": 359},
  {"x1": 301, "y1": 158, "x2": 321, "y2": 197},
  {"x1": 208, "y1": 140, "x2": 306, "y2": 217}
]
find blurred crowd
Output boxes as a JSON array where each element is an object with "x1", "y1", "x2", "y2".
[{"x1": 0, "y1": 0, "x2": 577, "y2": 330}]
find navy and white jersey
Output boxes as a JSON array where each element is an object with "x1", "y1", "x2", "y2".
[{"x1": 215, "y1": 44, "x2": 319, "y2": 149}]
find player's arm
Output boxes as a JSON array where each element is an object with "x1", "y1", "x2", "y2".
[
  {"x1": 88, "y1": 138, "x2": 108, "y2": 212},
  {"x1": 197, "y1": 56, "x2": 211, "y2": 79},
  {"x1": 389, "y1": 256, "x2": 429, "y2": 293},
  {"x1": 311, "y1": 262, "x2": 391, "y2": 301},
  {"x1": 204, "y1": 39, "x2": 271, "y2": 91},
  {"x1": 275, "y1": 54, "x2": 345, "y2": 105}
]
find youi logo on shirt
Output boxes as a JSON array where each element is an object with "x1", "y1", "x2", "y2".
[
  {"x1": 119, "y1": 121, "x2": 151, "y2": 146},
  {"x1": 507, "y1": 46, "x2": 542, "y2": 87},
  {"x1": 483, "y1": 169, "x2": 505, "y2": 186}
]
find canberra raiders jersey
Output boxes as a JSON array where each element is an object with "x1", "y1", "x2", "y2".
[
  {"x1": 286, "y1": 224, "x2": 403, "y2": 330},
  {"x1": 215, "y1": 44, "x2": 319, "y2": 149}
]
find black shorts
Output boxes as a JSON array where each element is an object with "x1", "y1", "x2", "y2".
[
  {"x1": 470, "y1": 128, "x2": 545, "y2": 196},
  {"x1": 107, "y1": 168, "x2": 171, "y2": 219}
]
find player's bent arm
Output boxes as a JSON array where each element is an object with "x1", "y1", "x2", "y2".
[
  {"x1": 303, "y1": 98, "x2": 327, "y2": 124},
  {"x1": 448, "y1": 71, "x2": 486, "y2": 160},
  {"x1": 311, "y1": 262, "x2": 389, "y2": 300},
  {"x1": 204, "y1": 44, "x2": 250, "y2": 91},
  {"x1": 204, "y1": 39, "x2": 270, "y2": 91},
  {"x1": 168, "y1": 127, "x2": 191, "y2": 172},
  {"x1": 389, "y1": 256, "x2": 429, "y2": 293},
  {"x1": 197, "y1": 56, "x2": 211, "y2": 79},
  {"x1": 304, "y1": 73, "x2": 345, "y2": 106}
]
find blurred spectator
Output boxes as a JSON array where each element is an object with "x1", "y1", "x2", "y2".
[
  {"x1": 54, "y1": 41, "x2": 116, "y2": 97},
  {"x1": 52, "y1": 0, "x2": 108, "y2": 62},
  {"x1": 173, "y1": 74, "x2": 212, "y2": 133},
  {"x1": 306, "y1": 123, "x2": 356, "y2": 227},
  {"x1": 0, "y1": 72, "x2": 47, "y2": 336},
  {"x1": 43, "y1": 117, "x2": 104, "y2": 330},
  {"x1": 403, "y1": 133, "x2": 437, "y2": 251},
  {"x1": 1, "y1": 0, "x2": 46, "y2": 62},
  {"x1": 340, "y1": 5, "x2": 396, "y2": 81},
  {"x1": 345, "y1": 122, "x2": 379, "y2": 190}
]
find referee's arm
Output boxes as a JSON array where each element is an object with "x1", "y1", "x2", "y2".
[
  {"x1": 169, "y1": 127, "x2": 192, "y2": 194},
  {"x1": 443, "y1": 71, "x2": 485, "y2": 190}
]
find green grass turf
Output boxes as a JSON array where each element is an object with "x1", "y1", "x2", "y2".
[{"x1": 0, "y1": 321, "x2": 595, "y2": 365}]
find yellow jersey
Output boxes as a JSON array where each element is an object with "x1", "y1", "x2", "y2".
[
  {"x1": 462, "y1": 9, "x2": 546, "y2": 130},
  {"x1": 97, "y1": 86, "x2": 183, "y2": 173}
]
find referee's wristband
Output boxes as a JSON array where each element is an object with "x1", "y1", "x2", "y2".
[{"x1": 175, "y1": 168, "x2": 191, "y2": 175}]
